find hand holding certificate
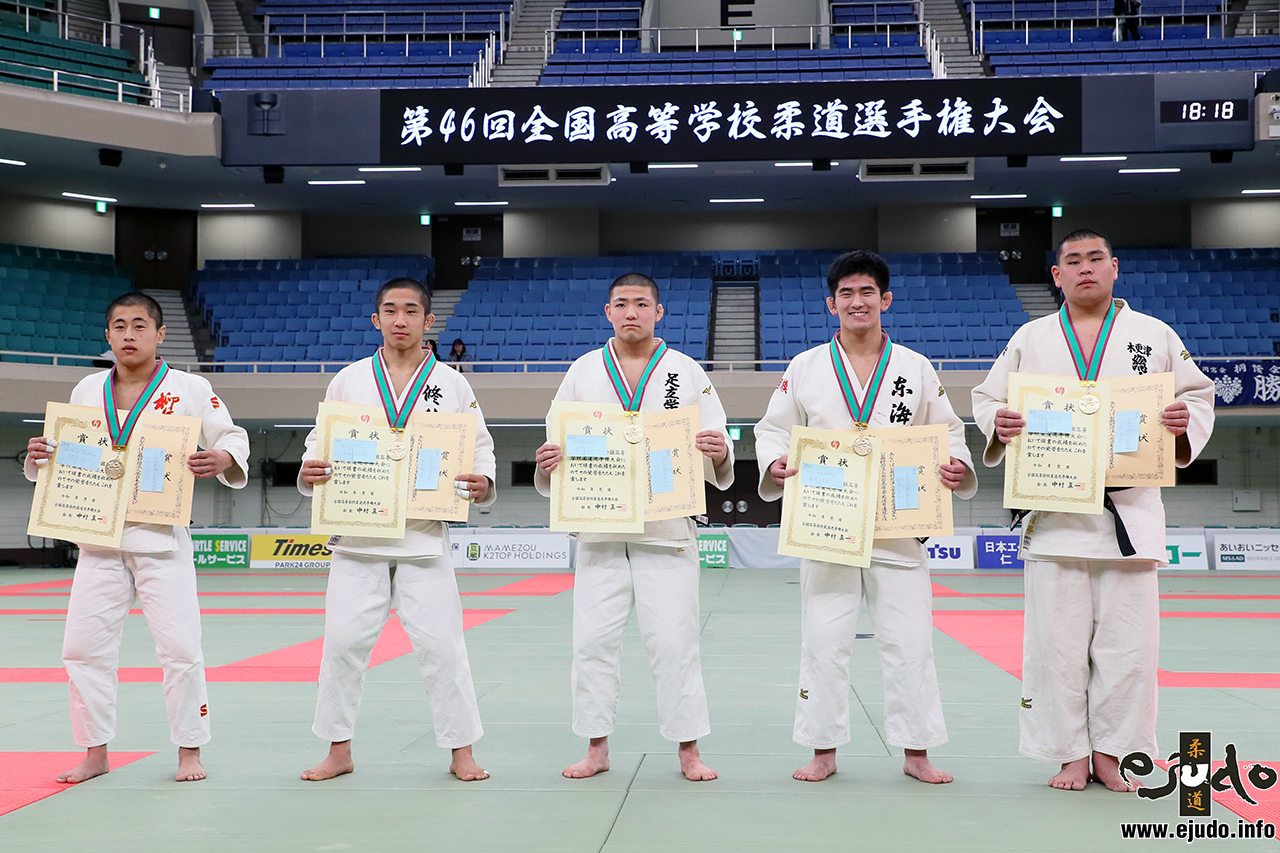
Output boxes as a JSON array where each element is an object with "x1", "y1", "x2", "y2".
[
  {"x1": 547, "y1": 402, "x2": 708, "y2": 532},
  {"x1": 406, "y1": 411, "x2": 477, "y2": 522},
  {"x1": 777, "y1": 425, "x2": 880, "y2": 568},
  {"x1": 311, "y1": 400, "x2": 410, "y2": 538},
  {"x1": 1004, "y1": 373, "x2": 1110, "y2": 514},
  {"x1": 1106, "y1": 372, "x2": 1175, "y2": 487},
  {"x1": 866, "y1": 423, "x2": 954, "y2": 538},
  {"x1": 29, "y1": 402, "x2": 134, "y2": 548}
]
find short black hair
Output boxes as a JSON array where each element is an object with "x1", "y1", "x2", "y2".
[
  {"x1": 826, "y1": 250, "x2": 890, "y2": 296},
  {"x1": 608, "y1": 272, "x2": 660, "y2": 303},
  {"x1": 106, "y1": 292, "x2": 163, "y2": 328},
  {"x1": 1056, "y1": 228, "x2": 1112, "y2": 262},
  {"x1": 374, "y1": 277, "x2": 432, "y2": 314}
]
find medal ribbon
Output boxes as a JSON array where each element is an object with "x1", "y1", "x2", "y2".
[
  {"x1": 372, "y1": 347, "x2": 437, "y2": 431},
  {"x1": 602, "y1": 339, "x2": 667, "y2": 412},
  {"x1": 103, "y1": 360, "x2": 170, "y2": 450},
  {"x1": 829, "y1": 332, "x2": 893, "y2": 427},
  {"x1": 1059, "y1": 300, "x2": 1117, "y2": 382}
]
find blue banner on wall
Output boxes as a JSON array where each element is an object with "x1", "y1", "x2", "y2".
[{"x1": 1200, "y1": 361, "x2": 1280, "y2": 407}]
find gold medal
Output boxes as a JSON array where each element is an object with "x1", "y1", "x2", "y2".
[
  {"x1": 624, "y1": 424, "x2": 643, "y2": 444},
  {"x1": 852, "y1": 436, "x2": 873, "y2": 457},
  {"x1": 387, "y1": 441, "x2": 408, "y2": 461},
  {"x1": 103, "y1": 458, "x2": 125, "y2": 479},
  {"x1": 1079, "y1": 394, "x2": 1100, "y2": 415}
]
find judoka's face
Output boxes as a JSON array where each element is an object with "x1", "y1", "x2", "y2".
[
  {"x1": 372, "y1": 288, "x2": 434, "y2": 351},
  {"x1": 1053, "y1": 238, "x2": 1118, "y2": 308},
  {"x1": 828, "y1": 274, "x2": 891, "y2": 334},
  {"x1": 105, "y1": 307, "x2": 165, "y2": 368},
  {"x1": 605, "y1": 285, "x2": 663, "y2": 344}
]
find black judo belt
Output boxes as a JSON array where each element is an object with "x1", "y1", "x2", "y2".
[{"x1": 1008, "y1": 486, "x2": 1136, "y2": 557}]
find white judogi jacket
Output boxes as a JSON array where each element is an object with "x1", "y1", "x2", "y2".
[
  {"x1": 25, "y1": 367, "x2": 250, "y2": 553},
  {"x1": 755, "y1": 338, "x2": 977, "y2": 567},
  {"x1": 535, "y1": 340, "x2": 735, "y2": 547},
  {"x1": 299, "y1": 356, "x2": 497, "y2": 559},
  {"x1": 972, "y1": 299, "x2": 1215, "y2": 563}
]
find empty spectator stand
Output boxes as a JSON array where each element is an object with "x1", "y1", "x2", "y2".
[
  {"x1": 198, "y1": 256, "x2": 434, "y2": 371},
  {"x1": 541, "y1": 42, "x2": 933, "y2": 85},
  {"x1": 0, "y1": 243, "x2": 134, "y2": 363},
  {"x1": 254, "y1": 0, "x2": 511, "y2": 37},
  {"x1": 0, "y1": 19, "x2": 148, "y2": 103},
  {"x1": 445, "y1": 255, "x2": 714, "y2": 371},
  {"x1": 205, "y1": 40, "x2": 484, "y2": 90},
  {"x1": 832, "y1": 1, "x2": 922, "y2": 25},
  {"x1": 984, "y1": 29, "x2": 1280, "y2": 74},
  {"x1": 1115, "y1": 247, "x2": 1280, "y2": 358},
  {"x1": 968, "y1": 0, "x2": 1221, "y2": 24},
  {"x1": 554, "y1": 0, "x2": 641, "y2": 33},
  {"x1": 758, "y1": 251, "x2": 1022, "y2": 369}
]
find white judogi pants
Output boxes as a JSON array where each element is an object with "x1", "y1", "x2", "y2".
[
  {"x1": 1020, "y1": 559, "x2": 1159, "y2": 763},
  {"x1": 313, "y1": 552, "x2": 483, "y2": 749},
  {"x1": 63, "y1": 542, "x2": 210, "y2": 749},
  {"x1": 794, "y1": 558, "x2": 947, "y2": 751},
  {"x1": 572, "y1": 541, "x2": 710, "y2": 743}
]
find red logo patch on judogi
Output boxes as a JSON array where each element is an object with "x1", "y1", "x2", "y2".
[
  {"x1": 777, "y1": 379, "x2": 789, "y2": 393},
  {"x1": 210, "y1": 396, "x2": 221, "y2": 409},
  {"x1": 153, "y1": 393, "x2": 179, "y2": 415},
  {"x1": 200, "y1": 704, "x2": 208, "y2": 717}
]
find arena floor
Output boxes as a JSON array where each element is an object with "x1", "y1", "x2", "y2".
[{"x1": 1, "y1": 566, "x2": 1278, "y2": 851}]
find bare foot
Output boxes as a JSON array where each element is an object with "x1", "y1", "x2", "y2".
[
  {"x1": 301, "y1": 741, "x2": 354, "y2": 782},
  {"x1": 903, "y1": 748, "x2": 953, "y2": 784},
  {"x1": 56, "y1": 745, "x2": 109, "y2": 784},
  {"x1": 1048, "y1": 756, "x2": 1090, "y2": 791},
  {"x1": 1092, "y1": 751, "x2": 1140, "y2": 792},
  {"x1": 678, "y1": 740, "x2": 717, "y2": 782},
  {"x1": 449, "y1": 745, "x2": 489, "y2": 781},
  {"x1": 563, "y1": 737, "x2": 610, "y2": 779},
  {"x1": 175, "y1": 747, "x2": 207, "y2": 782},
  {"x1": 793, "y1": 748, "x2": 837, "y2": 782}
]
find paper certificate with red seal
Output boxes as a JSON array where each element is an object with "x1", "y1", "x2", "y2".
[
  {"x1": 1004, "y1": 373, "x2": 1110, "y2": 515},
  {"x1": 311, "y1": 400, "x2": 410, "y2": 539},
  {"x1": 28, "y1": 402, "x2": 135, "y2": 548},
  {"x1": 549, "y1": 400, "x2": 643, "y2": 533},
  {"x1": 777, "y1": 425, "x2": 881, "y2": 568}
]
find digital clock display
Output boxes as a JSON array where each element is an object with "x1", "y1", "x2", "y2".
[{"x1": 1160, "y1": 100, "x2": 1249, "y2": 123}]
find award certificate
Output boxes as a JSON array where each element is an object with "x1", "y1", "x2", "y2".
[
  {"x1": 1004, "y1": 373, "x2": 1110, "y2": 514},
  {"x1": 866, "y1": 423, "x2": 954, "y2": 538},
  {"x1": 28, "y1": 402, "x2": 134, "y2": 548},
  {"x1": 311, "y1": 400, "x2": 409, "y2": 539},
  {"x1": 549, "y1": 400, "x2": 643, "y2": 533},
  {"x1": 406, "y1": 411, "x2": 477, "y2": 522},
  {"x1": 124, "y1": 413, "x2": 200, "y2": 525},
  {"x1": 1105, "y1": 372, "x2": 1175, "y2": 487},
  {"x1": 642, "y1": 406, "x2": 706, "y2": 523},
  {"x1": 778, "y1": 425, "x2": 880, "y2": 568}
]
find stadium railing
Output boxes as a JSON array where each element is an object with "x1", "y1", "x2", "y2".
[{"x1": 544, "y1": 20, "x2": 946, "y2": 78}]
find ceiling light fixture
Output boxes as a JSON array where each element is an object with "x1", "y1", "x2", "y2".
[
  {"x1": 1118, "y1": 167, "x2": 1181, "y2": 174},
  {"x1": 358, "y1": 166, "x2": 423, "y2": 173},
  {"x1": 62, "y1": 192, "x2": 118, "y2": 203},
  {"x1": 201, "y1": 203, "x2": 256, "y2": 209},
  {"x1": 1059, "y1": 155, "x2": 1128, "y2": 162},
  {"x1": 307, "y1": 179, "x2": 366, "y2": 185},
  {"x1": 709, "y1": 197, "x2": 764, "y2": 203},
  {"x1": 454, "y1": 200, "x2": 509, "y2": 206},
  {"x1": 0, "y1": 158, "x2": 26, "y2": 166},
  {"x1": 1241, "y1": 188, "x2": 1280, "y2": 195},
  {"x1": 649, "y1": 163, "x2": 699, "y2": 169},
  {"x1": 970, "y1": 193, "x2": 1028, "y2": 200}
]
